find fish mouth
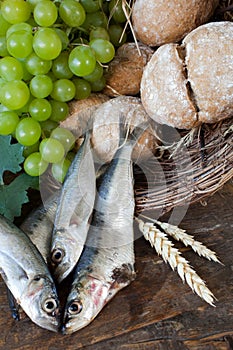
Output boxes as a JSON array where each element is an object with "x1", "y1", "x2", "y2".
[{"x1": 59, "y1": 316, "x2": 91, "y2": 335}]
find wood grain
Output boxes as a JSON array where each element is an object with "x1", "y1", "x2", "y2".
[{"x1": 0, "y1": 181, "x2": 233, "y2": 350}]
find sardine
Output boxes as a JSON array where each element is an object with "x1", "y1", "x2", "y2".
[
  {"x1": 0, "y1": 214, "x2": 60, "y2": 332},
  {"x1": 20, "y1": 193, "x2": 58, "y2": 262},
  {"x1": 49, "y1": 132, "x2": 96, "y2": 283},
  {"x1": 6, "y1": 193, "x2": 58, "y2": 321},
  {"x1": 61, "y1": 123, "x2": 145, "y2": 334}
]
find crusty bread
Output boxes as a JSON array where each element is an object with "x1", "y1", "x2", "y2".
[
  {"x1": 140, "y1": 21, "x2": 233, "y2": 129},
  {"x1": 183, "y1": 21, "x2": 233, "y2": 123},
  {"x1": 132, "y1": 0, "x2": 219, "y2": 47},
  {"x1": 103, "y1": 42, "x2": 153, "y2": 97},
  {"x1": 140, "y1": 43, "x2": 198, "y2": 129},
  {"x1": 91, "y1": 96, "x2": 158, "y2": 162}
]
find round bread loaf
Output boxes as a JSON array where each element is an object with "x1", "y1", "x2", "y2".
[
  {"x1": 91, "y1": 96, "x2": 158, "y2": 163},
  {"x1": 103, "y1": 42, "x2": 153, "y2": 97},
  {"x1": 132, "y1": 0, "x2": 219, "y2": 47},
  {"x1": 183, "y1": 21, "x2": 233, "y2": 124},
  {"x1": 140, "y1": 21, "x2": 233, "y2": 129}
]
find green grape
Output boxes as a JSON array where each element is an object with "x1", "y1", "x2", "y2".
[
  {"x1": 54, "y1": 28, "x2": 69, "y2": 50},
  {"x1": 52, "y1": 51, "x2": 73, "y2": 79},
  {"x1": 109, "y1": 0, "x2": 126, "y2": 23},
  {"x1": 1, "y1": 0, "x2": 31, "y2": 24},
  {"x1": 0, "y1": 102, "x2": 10, "y2": 111},
  {"x1": 0, "y1": 110, "x2": 19, "y2": 135},
  {"x1": 17, "y1": 58, "x2": 33, "y2": 81},
  {"x1": 24, "y1": 151, "x2": 48, "y2": 176},
  {"x1": 6, "y1": 22, "x2": 32, "y2": 39},
  {"x1": 0, "y1": 36, "x2": 8, "y2": 56},
  {"x1": 40, "y1": 119, "x2": 58, "y2": 137},
  {"x1": 0, "y1": 12, "x2": 11, "y2": 36},
  {"x1": 0, "y1": 56, "x2": 23, "y2": 81},
  {"x1": 72, "y1": 77, "x2": 91, "y2": 99},
  {"x1": 81, "y1": 11, "x2": 108, "y2": 31},
  {"x1": 51, "y1": 158, "x2": 71, "y2": 183},
  {"x1": 29, "y1": 74, "x2": 53, "y2": 98},
  {"x1": 0, "y1": 80, "x2": 30, "y2": 110},
  {"x1": 90, "y1": 38, "x2": 115, "y2": 63},
  {"x1": 49, "y1": 100, "x2": 69, "y2": 122},
  {"x1": 7, "y1": 30, "x2": 33, "y2": 58},
  {"x1": 50, "y1": 79, "x2": 76, "y2": 102},
  {"x1": 15, "y1": 117, "x2": 41, "y2": 146},
  {"x1": 25, "y1": 52, "x2": 52, "y2": 75},
  {"x1": 68, "y1": 46, "x2": 96, "y2": 77},
  {"x1": 29, "y1": 98, "x2": 52, "y2": 121},
  {"x1": 89, "y1": 27, "x2": 110, "y2": 41},
  {"x1": 59, "y1": 0, "x2": 86, "y2": 27},
  {"x1": 40, "y1": 137, "x2": 65, "y2": 163},
  {"x1": 23, "y1": 141, "x2": 39, "y2": 157},
  {"x1": 90, "y1": 75, "x2": 105, "y2": 92},
  {"x1": 33, "y1": 0, "x2": 58, "y2": 27},
  {"x1": 83, "y1": 62, "x2": 103, "y2": 82},
  {"x1": 50, "y1": 127, "x2": 75, "y2": 152},
  {"x1": 80, "y1": 0, "x2": 102, "y2": 13},
  {"x1": 15, "y1": 93, "x2": 33, "y2": 114},
  {"x1": 26, "y1": 0, "x2": 41, "y2": 9},
  {"x1": 33, "y1": 27, "x2": 62, "y2": 60},
  {"x1": 108, "y1": 24, "x2": 127, "y2": 47}
]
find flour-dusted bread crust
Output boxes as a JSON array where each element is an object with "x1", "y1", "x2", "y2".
[
  {"x1": 103, "y1": 42, "x2": 154, "y2": 97},
  {"x1": 60, "y1": 93, "x2": 110, "y2": 138},
  {"x1": 91, "y1": 96, "x2": 158, "y2": 163},
  {"x1": 140, "y1": 21, "x2": 233, "y2": 129},
  {"x1": 132, "y1": 0, "x2": 219, "y2": 47},
  {"x1": 140, "y1": 43, "x2": 197, "y2": 129},
  {"x1": 183, "y1": 21, "x2": 233, "y2": 123}
]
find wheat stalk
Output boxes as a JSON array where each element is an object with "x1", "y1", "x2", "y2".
[
  {"x1": 140, "y1": 215, "x2": 221, "y2": 264},
  {"x1": 135, "y1": 218, "x2": 216, "y2": 306}
]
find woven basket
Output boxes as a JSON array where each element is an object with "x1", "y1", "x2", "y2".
[{"x1": 134, "y1": 117, "x2": 233, "y2": 215}]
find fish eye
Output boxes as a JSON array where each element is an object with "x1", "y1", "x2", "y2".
[
  {"x1": 51, "y1": 248, "x2": 65, "y2": 264},
  {"x1": 68, "y1": 300, "x2": 83, "y2": 315},
  {"x1": 42, "y1": 298, "x2": 58, "y2": 314}
]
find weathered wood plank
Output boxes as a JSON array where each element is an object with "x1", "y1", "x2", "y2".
[{"x1": 0, "y1": 182, "x2": 232, "y2": 350}]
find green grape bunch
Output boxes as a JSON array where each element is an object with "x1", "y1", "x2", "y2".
[{"x1": 0, "y1": 0, "x2": 128, "y2": 181}]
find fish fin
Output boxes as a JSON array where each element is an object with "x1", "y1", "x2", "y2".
[{"x1": 6, "y1": 287, "x2": 20, "y2": 321}]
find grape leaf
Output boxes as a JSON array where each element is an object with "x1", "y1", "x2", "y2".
[
  {"x1": 0, "y1": 173, "x2": 39, "y2": 221},
  {"x1": 0, "y1": 135, "x2": 24, "y2": 185}
]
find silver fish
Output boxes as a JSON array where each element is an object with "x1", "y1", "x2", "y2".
[
  {"x1": 0, "y1": 214, "x2": 60, "y2": 332},
  {"x1": 49, "y1": 132, "x2": 96, "y2": 283},
  {"x1": 61, "y1": 124, "x2": 144, "y2": 334},
  {"x1": 20, "y1": 193, "x2": 58, "y2": 262},
  {"x1": 6, "y1": 194, "x2": 58, "y2": 321}
]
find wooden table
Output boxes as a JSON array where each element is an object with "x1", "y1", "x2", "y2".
[{"x1": 0, "y1": 181, "x2": 233, "y2": 350}]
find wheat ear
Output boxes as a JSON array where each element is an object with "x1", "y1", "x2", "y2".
[
  {"x1": 136, "y1": 218, "x2": 216, "y2": 306},
  {"x1": 140, "y1": 215, "x2": 221, "y2": 264}
]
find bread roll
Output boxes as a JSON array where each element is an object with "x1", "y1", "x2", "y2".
[
  {"x1": 183, "y1": 21, "x2": 233, "y2": 123},
  {"x1": 103, "y1": 42, "x2": 153, "y2": 97},
  {"x1": 91, "y1": 96, "x2": 158, "y2": 163},
  {"x1": 132, "y1": 0, "x2": 219, "y2": 47},
  {"x1": 140, "y1": 21, "x2": 233, "y2": 129}
]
